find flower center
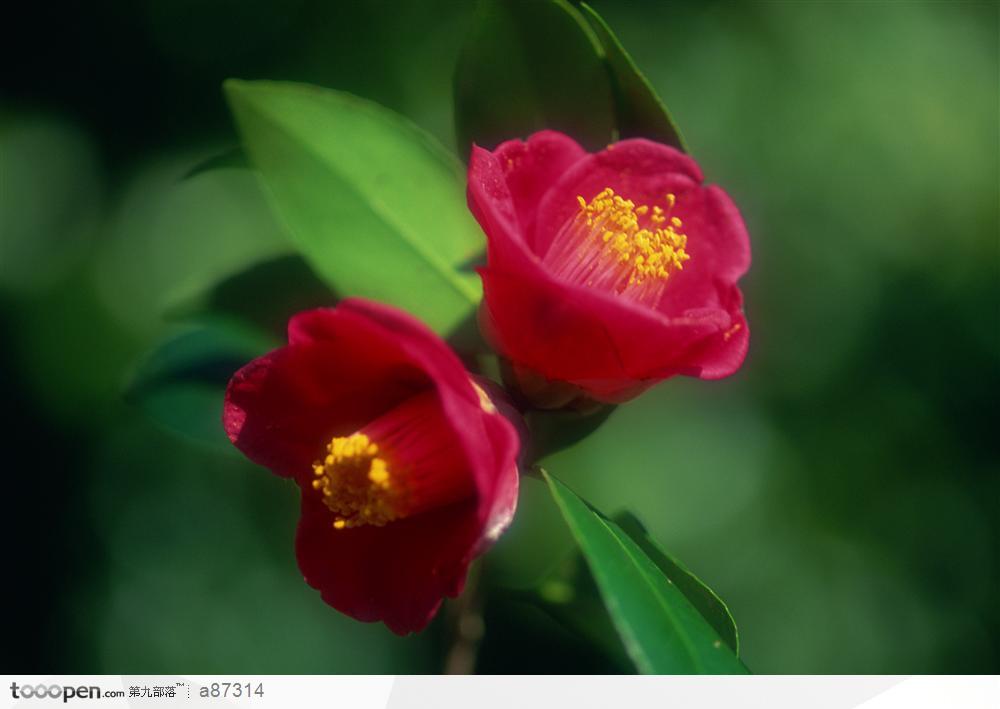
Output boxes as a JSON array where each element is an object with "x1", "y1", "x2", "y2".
[
  {"x1": 309, "y1": 391, "x2": 478, "y2": 531},
  {"x1": 544, "y1": 187, "x2": 690, "y2": 305},
  {"x1": 311, "y1": 433, "x2": 407, "y2": 530}
]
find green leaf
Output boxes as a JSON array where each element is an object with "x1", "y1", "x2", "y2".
[
  {"x1": 543, "y1": 470, "x2": 747, "y2": 674},
  {"x1": 125, "y1": 319, "x2": 278, "y2": 452},
  {"x1": 86, "y1": 159, "x2": 290, "y2": 335},
  {"x1": 225, "y1": 80, "x2": 483, "y2": 335},
  {"x1": 181, "y1": 146, "x2": 249, "y2": 181},
  {"x1": 164, "y1": 253, "x2": 335, "y2": 337},
  {"x1": 454, "y1": 0, "x2": 617, "y2": 158},
  {"x1": 577, "y1": 2, "x2": 686, "y2": 151},
  {"x1": 526, "y1": 508, "x2": 740, "y2": 668},
  {"x1": 613, "y1": 511, "x2": 739, "y2": 655}
]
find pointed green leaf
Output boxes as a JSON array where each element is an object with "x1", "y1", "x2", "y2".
[
  {"x1": 225, "y1": 80, "x2": 482, "y2": 334},
  {"x1": 613, "y1": 511, "x2": 738, "y2": 655},
  {"x1": 151, "y1": 165, "x2": 293, "y2": 323},
  {"x1": 126, "y1": 319, "x2": 278, "y2": 452},
  {"x1": 165, "y1": 254, "x2": 334, "y2": 337},
  {"x1": 577, "y1": 2, "x2": 686, "y2": 151},
  {"x1": 181, "y1": 146, "x2": 249, "y2": 181},
  {"x1": 527, "y1": 508, "x2": 740, "y2": 668},
  {"x1": 543, "y1": 470, "x2": 747, "y2": 674},
  {"x1": 454, "y1": 0, "x2": 616, "y2": 158}
]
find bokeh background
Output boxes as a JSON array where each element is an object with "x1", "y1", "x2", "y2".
[{"x1": 3, "y1": 0, "x2": 997, "y2": 673}]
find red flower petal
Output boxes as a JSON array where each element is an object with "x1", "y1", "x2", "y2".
[
  {"x1": 650, "y1": 186, "x2": 751, "y2": 318},
  {"x1": 490, "y1": 130, "x2": 586, "y2": 252},
  {"x1": 296, "y1": 492, "x2": 479, "y2": 634},
  {"x1": 479, "y1": 266, "x2": 729, "y2": 400},
  {"x1": 223, "y1": 341, "x2": 424, "y2": 479}
]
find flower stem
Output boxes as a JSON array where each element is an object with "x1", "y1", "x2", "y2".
[{"x1": 443, "y1": 563, "x2": 485, "y2": 674}]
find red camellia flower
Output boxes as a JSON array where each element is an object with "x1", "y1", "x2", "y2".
[
  {"x1": 468, "y1": 130, "x2": 750, "y2": 407},
  {"x1": 223, "y1": 299, "x2": 521, "y2": 634}
]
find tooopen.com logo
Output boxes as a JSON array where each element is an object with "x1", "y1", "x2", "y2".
[{"x1": 10, "y1": 682, "x2": 126, "y2": 703}]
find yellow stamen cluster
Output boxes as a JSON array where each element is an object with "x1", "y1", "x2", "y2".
[
  {"x1": 576, "y1": 188, "x2": 690, "y2": 286},
  {"x1": 312, "y1": 433, "x2": 404, "y2": 530}
]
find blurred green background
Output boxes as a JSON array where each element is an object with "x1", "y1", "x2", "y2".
[{"x1": 2, "y1": 0, "x2": 997, "y2": 673}]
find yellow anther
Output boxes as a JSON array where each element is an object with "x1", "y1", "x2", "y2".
[
  {"x1": 570, "y1": 187, "x2": 691, "y2": 290},
  {"x1": 311, "y1": 433, "x2": 405, "y2": 529}
]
